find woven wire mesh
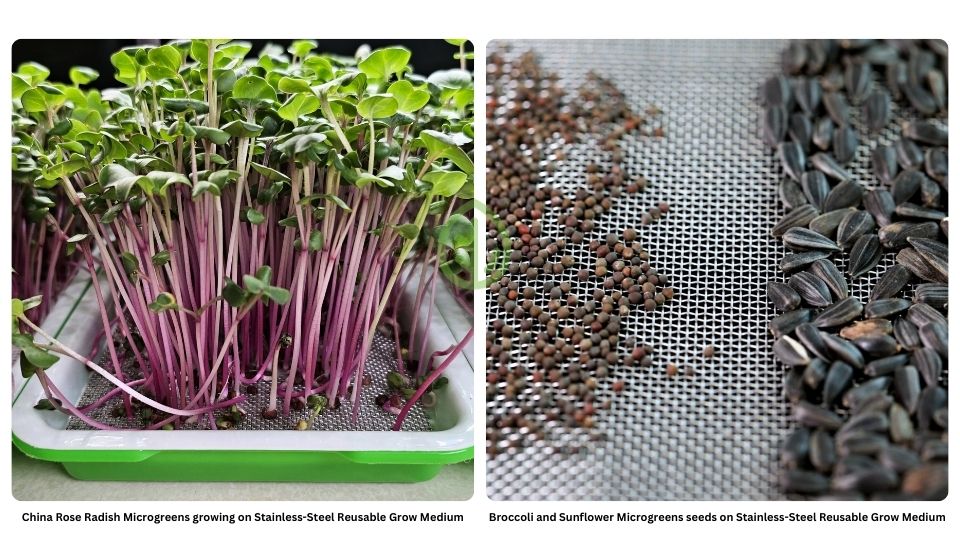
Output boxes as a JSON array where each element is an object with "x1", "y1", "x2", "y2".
[
  {"x1": 485, "y1": 39, "x2": 932, "y2": 500},
  {"x1": 66, "y1": 331, "x2": 431, "y2": 432}
]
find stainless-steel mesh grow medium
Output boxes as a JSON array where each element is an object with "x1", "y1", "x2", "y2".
[
  {"x1": 485, "y1": 39, "x2": 934, "y2": 500},
  {"x1": 13, "y1": 273, "x2": 473, "y2": 483}
]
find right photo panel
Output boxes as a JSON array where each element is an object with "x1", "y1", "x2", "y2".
[{"x1": 485, "y1": 40, "x2": 948, "y2": 501}]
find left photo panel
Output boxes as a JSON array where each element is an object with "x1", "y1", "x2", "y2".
[{"x1": 10, "y1": 39, "x2": 475, "y2": 500}]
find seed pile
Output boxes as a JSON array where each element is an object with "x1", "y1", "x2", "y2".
[
  {"x1": 485, "y1": 49, "x2": 671, "y2": 457},
  {"x1": 762, "y1": 39, "x2": 948, "y2": 500}
]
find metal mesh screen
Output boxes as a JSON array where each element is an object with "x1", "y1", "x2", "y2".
[
  {"x1": 485, "y1": 39, "x2": 927, "y2": 500},
  {"x1": 66, "y1": 331, "x2": 432, "y2": 432}
]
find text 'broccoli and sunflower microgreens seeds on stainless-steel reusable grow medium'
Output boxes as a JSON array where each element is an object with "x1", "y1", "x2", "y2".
[
  {"x1": 764, "y1": 39, "x2": 947, "y2": 500},
  {"x1": 11, "y1": 39, "x2": 475, "y2": 434}
]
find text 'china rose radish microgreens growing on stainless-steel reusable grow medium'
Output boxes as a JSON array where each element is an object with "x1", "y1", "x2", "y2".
[{"x1": 11, "y1": 39, "x2": 475, "y2": 433}]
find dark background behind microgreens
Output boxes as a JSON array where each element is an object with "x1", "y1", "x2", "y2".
[{"x1": 12, "y1": 39, "x2": 473, "y2": 89}]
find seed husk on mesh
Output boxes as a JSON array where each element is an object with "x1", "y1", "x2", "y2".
[
  {"x1": 897, "y1": 247, "x2": 947, "y2": 283},
  {"x1": 838, "y1": 411, "x2": 890, "y2": 437},
  {"x1": 865, "y1": 295, "x2": 914, "y2": 320},
  {"x1": 772, "y1": 204, "x2": 819, "y2": 237},
  {"x1": 809, "y1": 208, "x2": 855, "y2": 239},
  {"x1": 763, "y1": 106, "x2": 789, "y2": 147},
  {"x1": 762, "y1": 74, "x2": 793, "y2": 108},
  {"x1": 823, "y1": 180, "x2": 863, "y2": 211},
  {"x1": 810, "y1": 259, "x2": 848, "y2": 299},
  {"x1": 894, "y1": 318, "x2": 922, "y2": 350},
  {"x1": 913, "y1": 283, "x2": 948, "y2": 311},
  {"x1": 780, "y1": 469, "x2": 830, "y2": 494},
  {"x1": 823, "y1": 333, "x2": 865, "y2": 369},
  {"x1": 919, "y1": 176, "x2": 942, "y2": 208},
  {"x1": 811, "y1": 152, "x2": 853, "y2": 183},
  {"x1": 803, "y1": 357, "x2": 829, "y2": 389},
  {"x1": 767, "y1": 281, "x2": 802, "y2": 311},
  {"x1": 836, "y1": 210, "x2": 876, "y2": 248},
  {"x1": 845, "y1": 61, "x2": 871, "y2": 104},
  {"x1": 924, "y1": 148, "x2": 947, "y2": 183},
  {"x1": 832, "y1": 124, "x2": 859, "y2": 164},
  {"x1": 863, "y1": 354, "x2": 908, "y2": 377},
  {"x1": 778, "y1": 141, "x2": 807, "y2": 181},
  {"x1": 907, "y1": 237, "x2": 948, "y2": 283},
  {"x1": 891, "y1": 170, "x2": 925, "y2": 204},
  {"x1": 894, "y1": 365, "x2": 921, "y2": 414},
  {"x1": 870, "y1": 263, "x2": 911, "y2": 300},
  {"x1": 815, "y1": 297, "x2": 863, "y2": 328},
  {"x1": 796, "y1": 322, "x2": 833, "y2": 360},
  {"x1": 852, "y1": 334, "x2": 899, "y2": 358},
  {"x1": 907, "y1": 302, "x2": 946, "y2": 328},
  {"x1": 847, "y1": 234, "x2": 882, "y2": 278},
  {"x1": 780, "y1": 251, "x2": 830, "y2": 273},
  {"x1": 823, "y1": 91, "x2": 850, "y2": 125},
  {"x1": 809, "y1": 430, "x2": 836, "y2": 473},
  {"x1": 800, "y1": 171, "x2": 830, "y2": 212},
  {"x1": 895, "y1": 138, "x2": 925, "y2": 171},
  {"x1": 832, "y1": 468, "x2": 899, "y2": 493},
  {"x1": 918, "y1": 322, "x2": 948, "y2": 358},
  {"x1": 912, "y1": 347, "x2": 942, "y2": 387},
  {"x1": 781, "y1": 427, "x2": 811, "y2": 467},
  {"x1": 779, "y1": 179, "x2": 808, "y2": 209},
  {"x1": 812, "y1": 117, "x2": 834, "y2": 151},
  {"x1": 783, "y1": 227, "x2": 840, "y2": 252},
  {"x1": 917, "y1": 386, "x2": 947, "y2": 432},
  {"x1": 902, "y1": 120, "x2": 948, "y2": 146},
  {"x1": 864, "y1": 89, "x2": 891, "y2": 132},
  {"x1": 794, "y1": 400, "x2": 844, "y2": 430},
  {"x1": 789, "y1": 113, "x2": 813, "y2": 151},
  {"x1": 841, "y1": 376, "x2": 889, "y2": 409},
  {"x1": 769, "y1": 308, "x2": 812, "y2": 338},
  {"x1": 795, "y1": 77, "x2": 823, "y2": 115},
  {"x1": 863, "y1": 189, "x2": 896, "y2": 228},
  {"x1": 878, "y1": 221, "x2": 939, "y2": 250},
  {"x1": 789, "y1": 271, "x2": 833, "y2": 306},
  {"x1": 774, "y1": 335, "x2": 811, "y2": 367},
  {"x1": 904, "y1": 82, "x2": 938, "y2": 116},
  {"x1": 871, "y1": 145, "x2": 899, "y2": 185},
  {"x1": 889, "y1": 402, "x2": 915, "y2": 444}
]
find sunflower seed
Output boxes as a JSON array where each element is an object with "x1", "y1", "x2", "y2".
[
  {"x1": 832, "y1": 124, "x2": 859, "y2": 164},
  {"x1": 784, "y1": 367, "x2": 805, "y2": 402},
  {"x1": 902, "y1": 464, "x2": 948, "y2": 500},
  {"x1": 863, "y1": 189, "x2": 896, "y2": 228},
  {"x1": 781, "y1": 469, "x2": 830, "y2": 494},
  {"x1": 904, "y1": 82, "x2": 938, "y2": 116},
  {"x1": 774, "y1": 335, "x2": 811, "y2": 367},
  {"x1": 896, "y1": 202, "x2": 945, "y2": 221},
  {"x1": 822, "y1": 65, "x2": 845, "y2": 92},
  {"x1": 823, "y1": 179, "x2": 863, "y2": 211},
  {"x1": 907, "y1": 303, "x2": 946, "y2": 328},
  {"x1": 769, "y1": 309, "x2": 812, "y2": 338},
  {"x1": 870, "y1": 264, "x2": 911, "y2": 300},
  {"x1": 834, "y1": 454, "x2": 878, "y2": 477},
  {"x1": 889, "y1": 403, "x2": 915, "y2": 444},
  {"x1": 848, "y1": 234, "x2": 882, "y2": 277},
  {"x1": 852, "y1": 334, "x2": 899, "y2": 358},
  {"x1": 789, "y1": 271, "x2": 834, "y2": 306},
  {"x1": 851, "y1": 393, "x2": 894, "y2": 418},
  {"x1": 886, "y1": 61, "x2": 907, "y2": 100},
  {"x1": 840, "y1": 411, "x2": 890, "y2": 437},
  {"x1": 919, "y1": 176, "x2": 941, "y2": 208},
  {"x1": 782, "y1": 42, "x2": 809, "y2": 75},
  {"x1": 812, "y1": 152, "x2": 853, "y2": 182},
  {"x1": 794, "y1": 400, "x2": 844, "y2": 430},
  {"x1": 823, "y1": 361, "x2": 853, "y2": 406},
  {"x1": 763, "y1": 106, "x2": 789, "y2": 147},
  {"x1": 924, "y1": 148, "x2": 947, "y2": 184},
  {"x1": 840, "y1": 319, "x2": 892, "y2": 340},
  {"x1": 803, "y1": 357, "x2": 829, "y2": 389},
  {"x1": 778, "y1": 141, "x2": 807, "y2": 181},
  {"x1": 895, "y1": 138, "x2": 925, "y2": 171},
  {"x1": 780, "y1": 251, "x2": 830, "y2": 273},
  {"x1": 767, "y1": 281, "x2": 802, "y2": 311},
  {"x1": 772, "y1": 204, "x2": 819, "y2": 237},
  {"x1": 864, "y1": 89, "x2": 891, "y2": 132},
  {"x1": 916, "y1": 386, "x2": 946, "y2": 432},
  {"x1": 810, "y1": 259, "x2": 848, "y2": 299},
  {"x1": 783, "y1": 227, "x2": 840, "y2": 252},
  {"x1": 879, "y1": 446, "x2": 920, "y2": 473},
  {"x1": 762, "y1": 75, "x2": 793, "y2": 108},
  {"x1": 837, "y1": 210, "x2": 876, "y2": 248},
  {"x1": 864, "y1": 298, "x2": 911, "y2": 319},
  {"x1": 809, "y1": 208, "x2": 855, "y2": 239},
  {"x1": 898, "y1": 247, "x2": 947, "y2": 283},
  {"x1": 927, "y1": 70, "x2": 946, "y2": 113},
  {"x1": 878, "y1": 221, "x2": 939, "y2": 250},
  {"x1": 813, "y1": 117, "x2": 834, "y2": 151},
  {"x1": 781, "y1": 427, "x2": 811, "y2": 468},
  {"x1": 891, "y1": 170, "x2": 923, "y2": 204},
  {"x1": 894, "y1": 318, "x2": 922, "y2": 350},
  {"x1": 823, "y1": 91, "x2": 850, "y2": 125},
  {"x1": 902, "y1": 120, "x2": 947, "y2": 146},
  {"x1": 845, "y1": 61, "x2": 871, "y2": 104},
  {"x1": 842, "y1": 377, "x2": 889, "y2": 409},
  {"x1": 907, "y1": 238, "x2": 948, "y2": 284},
  {"x1": 912, "y1": 348, "x2": 942, "y2": 387},
  {"x1": 809, "y1": 430, "x2": 836, "y2": 473},
  {"x1": 777, "y1": 179, "x2": 808, "y2": 210},
  {"x1": 913, "y1": 283, "x2": 947, "y2": 311},
  {"x1": 789, "y1": 113, "x2": 813, "y2": 152},
  {"x1": 795, "y1": 77, "x2": 822, "y2": 115},
  {"x1": 832, "y1": 468, "x2": 898, "y2": 493},
  {"x1": 894, "y1": 365, "x2": 921, "y2": 414},
  {"x1": 824, "y1": 333, "x2": 865, "y2": 369},
  {"x1": 806, "y1": 40, "x2": 829, "y2": 75},
  {"x1": 797, "y1": 322, "x2": 833, "y2": 360},
  {"x1": 799, "y1": 171, "x2": 829, "y2": 212},
  {"x1": 918, "y1": 322, "x2": 947, "y2": 359},
  {"x1": 837, "y1": 432, "x2": 889, "y2": 456},
  {"x1": 863, "y1": 354, "x2": 908, "y2": 377},
  {"x1": 871, "y1": 146, "x2": 899, "y2": 185}
]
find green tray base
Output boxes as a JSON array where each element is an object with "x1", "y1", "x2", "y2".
[{"x1": 14, "y1": 435, "x2": 472, "y2": 483}]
